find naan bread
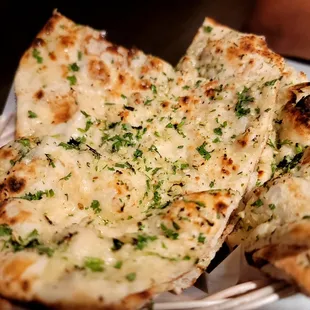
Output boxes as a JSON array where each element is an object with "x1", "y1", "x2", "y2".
[
  {"x1": 247, "y1": 65, "x2": 308, "y2": 192},
  {"x1": 6, "y1": 13, "x2": 283, "y2": 309},
  {"x1": 229, "y1": 83, "x2": 310, "y2": 294}
]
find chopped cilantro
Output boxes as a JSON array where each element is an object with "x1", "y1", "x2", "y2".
[
  {"x1": 160, "y1": 223, "x2": 179, "y2": 240},
  {"x1": 114, "y1": 260, "x2": 123, "y2": 269},
  {"x1": 78, "y1": 51, "x2": 82, "y2": 60},
  {"x1": 209, "y1": 181, "x2": 215, "y2": 188},
  {"x1": 37, "y1": 245, "x2": 54, "y2": 257},
  {"x1": 198, "y1": 233, "x2": 206, "y2": 243},
  {"x1": 19, "y1": 189, "x2": 54, "y2": 201},
  {"x1": 28, "y1": 110, "x2": 37, "y2": 118},
  {"x1": 121, "y1": 94, "x2": 127, "y2": 99},
  {"x1": 90, "y1": 200, "x2": 101, "y2": 214},
  {"x1": 144, "y1": 99, "x2": 153, "y2": 106},
  {"x1": 67, "y1": 75, "x2": 77, "y2": 85},
  {"x1": 166, "y1": 123, "x2": 174, "y2": 128},
  {"x1": 78, "y1": 119, "x2": 93, "y2": 133},
  {"x1": 18, "y1": 138, "x2": 30, "y2": 147},
  {"x1": 32, "y1": 48, "x2": 43, "y2": 63},
  {"x1": 264, "y1": 79, "x2": 278, "y2": 87},
  {"x1": 255, "y1": 107, "x2": 260, "y2": 114},
  {"x1": 235, "y1": 87, "x2": 254, "y2": 118},
  {"x1": 172, "y1": 221, "x2": 180, "y2": 230},
  {"x1": 60, "y1": 172, "x2": 72, "y2": 181},
  {"x1": 84, "y1": 257, "x2": 104, "y2": 272},
  {"x1": 81, "y1": 110, "x2": 90, "y2": 117},
  {"x1": 126, "y1": 272, "x2": 136, "y2": 282},
  {"x1": 0, "y1": 224, "x2": 12, "y2": 237},
  {"x1": 135, "y1": 234, "x2": 157, "y2": 250},
  {"x1": 267, "y1": 139, "x2": 276, "y2": 149},
  {"x1": 182, "y1": 85, "x2": 190, "y2": 90},
  {"x1": 178, "y1": 145, "x2": 184, "y2": 149},
  {"x1": 213, "y1": 137, "x2": 221, "y2": 143},
  {"x1": 195, "y1": 80, "x2": 202, "y2": 88},
  {"x1": 69, "y1": 62, "x2": 79, "y2": 72},
  {"x1": 251, "y1": 199, "x2": 263, "y2": 207},
  {"x1": 213, "y1": 127, "x2": 223, "y2": 136},
  {"x1": 204, "y1": 26, "x2": 213, "y2": 33},
  {"x1": 133, "y1": 149, "x2": 143, "y2": 159},
  {"x1": 268, "y1": 204, "x2": 276, "y2": 210},
  {"x1": 183, "y1": 255, "x2": 191, "y2": 260},
  {"x1": 150, "y1": 84, "x2": 157, "y2": 94},
  {"x1": 196, "y1": 142, "x2": 211, "y2": 160},
  {"x1": 45, "y1": 154, "x2": 55, "y2": 168},
  {"x1": 295, "y1": 143, "x2": 303, "y2": 154},
  {"x1": 277, "y1": 139, "x2": 292, "y2": 148}
]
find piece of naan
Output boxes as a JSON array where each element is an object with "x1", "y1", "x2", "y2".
[
  {"x1": 5, "y1": 13, "x2": 283, "y2": 309},
  {"x1": 229, "y1": 83, "x2": 310, "y2": 294}
]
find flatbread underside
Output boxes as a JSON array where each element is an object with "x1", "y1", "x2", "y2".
[{"x1": 6, "y1": 13, "x2": 284, "y2": 309}]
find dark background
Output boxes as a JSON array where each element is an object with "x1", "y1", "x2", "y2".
[{"x1": 0, "y1": 0, "x2": 253, "y2": 110}]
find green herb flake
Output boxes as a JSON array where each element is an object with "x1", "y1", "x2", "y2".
[
  {"x1": 195, "y1": 80, "x2": 202, "y2": 88},
  {"x1": 196, "y1": 142, "x2": 211, "y2": 160},
  {"x1": 78, "y1": 119, "x2": 93, "y2": 133},
  {"x1": 183, "y1": 255, "x2": 191, "y2": 261},
  {"x1": 81, "y1": 110, "x2": 90, "y2": 117},
  {"x1": 203, "y1": 26, "x2": 213, "y2": 33},
  {"x1": 60, "y1": 172, "x2": 72, "y2": 181},
  {"x1": 150, "y1": 84, "x2": 157, "y2": 94},
  {"x1": 114, "y1": 260, "x2": 123, "y2": 269},
  {"x1": 209, "y1": 181, "x2": 215, "y2": 188},
  {"x1": 182, "y1": 85, "x2": 190, "y2": 90},
  {"x1": 135, "y1": 234, "x2": 157, "y2": 250},
  {"x1": 84, "y1": 257, "x2": 104, "y2": 272},
  {"x1": 69, "y1": 62, "x2": 80, "y2": 72},
  {"x1": 268, "y1": 203, "x2": 276, "y2": 210},
  {"x1": 45, "y1": 154, "x2": 55, "y2": 168},
  {"x1": 37, "y1": 245, "x2": 54, "y2": 257},
  {"x1": 90, "y1": 200, "x2": 101, "y2": 214},
  {"x1": 235, "y1": 87, "x2": 254, "y2": 118},
  {"x1": 198, "y1": 233, "x2": 206, "y2": 243},
  {"x1": 32, "y1": 48, "x2": 43, "y2": 64},
  {"x1": 28, "y1": 110, "x2": 37, "y2": 118},
  {"x1": 78, "y1": 51, "x2": 82, "y2": 60},
  {"x1": 121, "y1": 94, "x2": 127, "y2": 99},
  {"x1": 160, "y1": 223, "x2": 179, "y2": 240},
  {"x1": 0, "y1": 224, "x2": 12, "y2": 237},
  {"x1": 267, "y1": 139, "x2": 276, "y2": 149},
  {"x1": 213, "y1": 127, "x2": 223, "y2": 136},
  {"x1": 18, "y1": 138, "x2": 30, "y2": 147},
  {"x1": 144, "y1": 99, "x2": 153, "y2": 106},
  {"x1": 126, "y1": 272, "x2": 136, "y2": 282},
  {"x1": 251, "y1": 199, "x2": 263, "y2": 207},
  {"x1": 295, "y1": 143, "x2": 303, "y2": 154},
  {"x1": 213, "y1": 137, "x2": 221, "y2": 143},
  {"x1": 133, "y1": 149, "x2": 143, "y2": 159},
  {"x1": 264, "y1": 79, "x2": 278, "y2": 87},
  {"x1": 19, "y1": 189, "x2": 54, "y2": 201},
  {"x1": 67, "y1": 75, "x2": 77, "y2": 86}
]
